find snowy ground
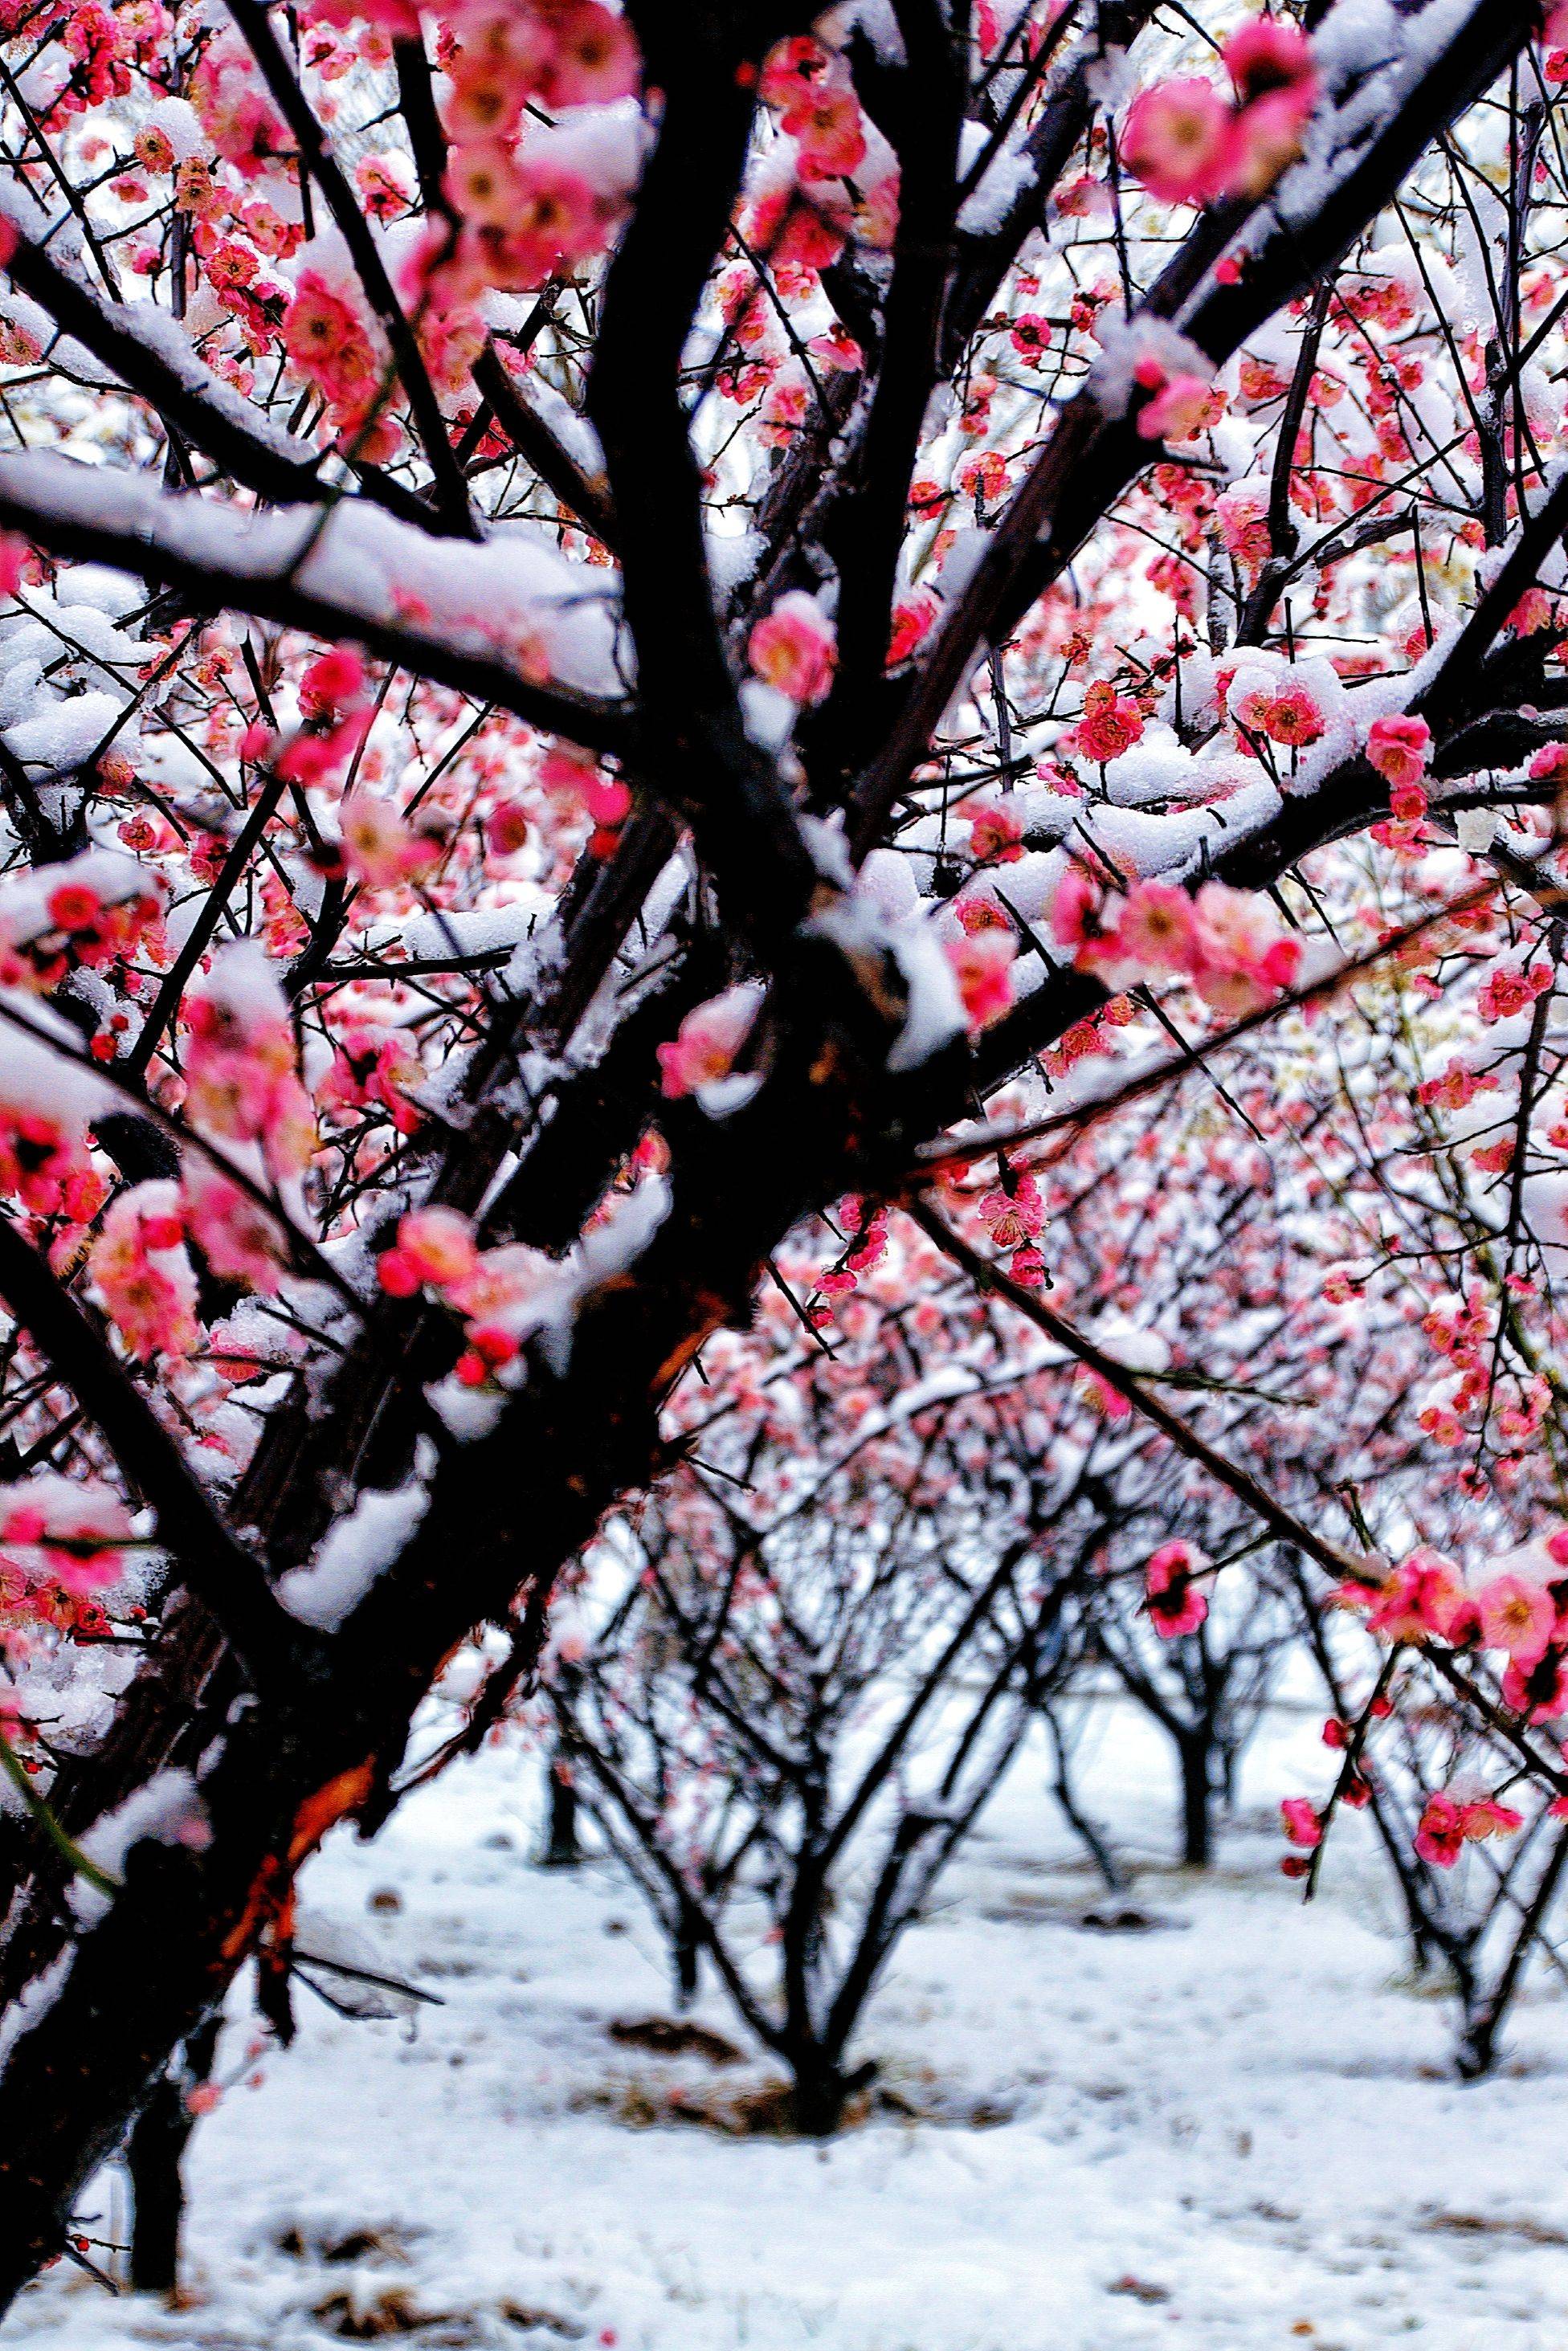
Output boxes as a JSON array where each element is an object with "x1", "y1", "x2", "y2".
[{"x1": 9, "y1": 1698, "x2": 1568, "y2": 2350}]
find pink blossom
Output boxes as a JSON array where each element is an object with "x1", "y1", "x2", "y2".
[
  {"x1": 1072, "y1": 679, "x2": 1143, "y2": 762},
  {"x1": 1010, "y1": 312, "x2": 1051, "y2": 365},
  {"x1": 276, "y1": 707, "x2": 372, "y2": 788},
  {"x1": 944, "y1": 929, "x2": 1016, "y2": 1035},
  {"x1": 1120, "y1": 79, "x2": 1233, "y2": 208},
  {"x1": 657, "y1": 986, "x2": 762, "y2": 1100},
  {"x1": 503, "y1": 157, "x2": 608, "y2": 290},
  {"x1": 1477, "y1": 1572, "x2": 1557, "y2": 1662},
  {"x1": 378, "y1": 1206, "x2": 480, "y2": 1299},
  {"x1": 981, "y1": 1174, "x2": 1043, "y2": 1250},
  {"x1": 89, "y1": 1182, "x2": 199, "y2": 1362},
  {"x1": 1188, "y1": 882, "x2": 1302, "y2": 1016},
  {"x1": 1217, "y1": 20, "x2": 1317, "y2": 195},
  {"x1": 1223, "y1": 18, "x2": 1317, "y2": 113},
  {"x1": 454, "y1": 1323, "x2": 521, "y2": 1388},
  {"x1": 965, "y1": 798, "x2": 1025, "y2": 864},
  {"x1": 1220, "y1": 84, "x2": 1312, "y2": 198},
  {"x1": 339, "y1": 793, "x2": 440, "y2": 892},
  {"x1": 191, "y1": 40, "x2": 288, "y2": 176},
  {"x1": 183, "y1": 945, "x2": 316, "y2": 1178},
  {"x1": 1502, "y1": 1647, "x2": 1568, "y2": 1722},
  {"x1": 355, "y1": 149, "x2": 415, "y2": 221},
  {"x1": 1145, "y1": 1538, "x2": 1208, "y2": 1637},
  {"x1": 537, "y1": 2, "x2": 640, "y2": 108},
  {"x1": 1461, "y1": 1798, "x2": 1524, "y2": 1842},
  {"x1": 1049, "y1": 866, "x2": 1108, "y2": 958},
  {"x1": 1255, "y1": 680, "x2": 1325, "y2": 748},
  {"x1": 0, "y1": 1104, "x2": 96, "y2": 1219},
  {"x1": 1215, "y1": 487, "x2": 1270, "y2": 574},
  {"x1": 281, "y1": 270, "x2": 381, "y2": 416},
  {"x1": 1366, "y1": 713, "x2": 1431, "y2": 791},
  {"x1": 759, "y1": 34, "x2": 832, "y2": 115},
  {"x1": 440, "y1": 0, "x2": 554, "y2": 140},
  {"x1": 1478, "y1": 962, "x2": 1552, "y2": 1025},
  {"x1": 1135, "y1": 371, "x2": 1216, "y2": 443},
  {"x1": 1415, "y1": 1791, "x2": 1465, "y2": 1867},
  {"x1": 299, "y1": 647, "x2": 364, "y2": 717},
  {"x1": 1365, "y1": 1549, "x2": 1465, "y2": 1643},
  {"x1": 322, "y1": 1023, "x2": 425, "y2": 1140},
  {"x1": 1078, "y1": 1368, "x2": 1131, "y2": 1421},
  {"x1": 0, "y1": 1475, "x2": 133, "y2": 1597},
  {"x1": 1111, "y1": 880, "x2": 1200, "y2": 977},
  {"x1": 444, "y1": 141, "x2": 520, "y2": 227},
  {"x1": 182, "y1": 1168, "x2": 285, "y2": 1295},
  {"x1": 1414, "y1": 1791, "x2": 1524, "y2": 1868},
  {"x1": 748, "y1": 594, "x2": 837, "y2": 704},
  {"x1": 1280, "y1": 1795, "x2": 1322, "y2": 1849},
  {"x1": 788, "y1": 79, "x2": 867, "y2": 182},
  {"x1": 538, "y1": 745, "x2": 632, "y2": 831},
  {"x1": 887, "y1": 593, "x2": 938, "y2": 667}
]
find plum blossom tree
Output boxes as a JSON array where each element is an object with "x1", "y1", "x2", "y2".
[
  {"x1": 530, "y1": 1227, "x2": 1126, "y2": 2131},
  {"x1": 529, "y1": 1110, "x2": 1425, "y2": 2096},
  {"x1": 1284, "y1": 1545, "x2": 1568, "y2": 2080},
  {"x1": 0, "y1": 0, "x2": 1559, "y2": 2301}
]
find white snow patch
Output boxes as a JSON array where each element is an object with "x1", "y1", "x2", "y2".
[{"x1": 279, "y1": 1470, "x2": 431, "y2": 1632}]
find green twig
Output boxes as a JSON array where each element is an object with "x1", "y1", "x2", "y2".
[{"x1": 0, "y1": 1724, "x2": 119, "y2": 1898}]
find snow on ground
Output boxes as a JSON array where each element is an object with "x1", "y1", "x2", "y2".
[{"x1": 10, "y1": 1699, "x2": 1568, "y2": 2350}]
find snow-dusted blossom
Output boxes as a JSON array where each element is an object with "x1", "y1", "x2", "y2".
[
  {"x1": 1120, "y1": 16, "x2": 1316, "y2": 209},
  {"x1": 89, "y1": 1182, "x2": 198, "y2": 1361},
  {"x1": 0, "y1": 1475, "x2": 133, "y2": 1598},
  {"x1": 1366, "y1": 714, "x2": 1431, "y2": 794},
  {"x1": 182, "y1": 944, "x2": 316, "y2": 1180},
  {"x1": 656, "y1": 986, "x2": 762, "y2": 1100},
  {"x1": 748, "y1": 594, "x2": 837, "y2": 705}
]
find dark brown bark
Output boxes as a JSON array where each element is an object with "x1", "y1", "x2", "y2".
[{"x1": 125, "y1": 2015, "x2": 220, "y2": 2295}]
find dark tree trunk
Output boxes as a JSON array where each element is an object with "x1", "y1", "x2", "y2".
[
  {"x1": 125, "y1": 2016, "x2": 219, "y2": 2293},
  {"x1": 786, "y1": 2060, "x2": 850, "y2": 2137},
  {"x1": 785, "y1": 2052, "x2": 874, "y2": 2137},
  {"x1": 1454, "y1": 1827, "x2": 1568, "y2": 2078},
  {"x1": 1457, "y1": 2002, "x2": 1500, "y2": 2081},
  {"x1": 672, "y1": 1903, "x2": 700, "y2": 2007},
  {"x1": 1178, "y1": 1734, "x2": 1215, "y2": 1869},
  {"x1": 1448, "y1": 1946, "x2": 1492, "y2": 2079},
  {"x1": 538, "y1": 1746, "x2": 582, "y2": 1869}
]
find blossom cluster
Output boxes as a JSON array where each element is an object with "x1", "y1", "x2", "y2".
[{"x1": 1120, "y1": 21, "x2": 1318, "y2": 210}]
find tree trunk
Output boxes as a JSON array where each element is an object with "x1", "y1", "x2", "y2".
[
  {"x1": 537, "y1": 1748, "x2": 582, "y2": 1869},
  {"x1": 1456, "y1": 2004, "x2": 1500, "y2": 2080},
  {"x1": 125, "y1": 2016, "x2": 219, "y2": 2293},
  {"x1": 1454, "y1": 1827, "x2": 1568, "y2": 2078},
  {"x1": 785, "y1": 2051, "x2": 876, "y2": 2137},
  {"x1": 1449, "y1": 1946, "x2": 1492, "y2": 2080},
  {"x1": 786, "y1": 2059, "x2": 851, "y2": 2137},
  {"x1": 672, "y1": 1919, "x2": 700, "y2": 2009},
  {"x1": 1178, "y1": 1734, "x2": 1214, "y2": 1869}
]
